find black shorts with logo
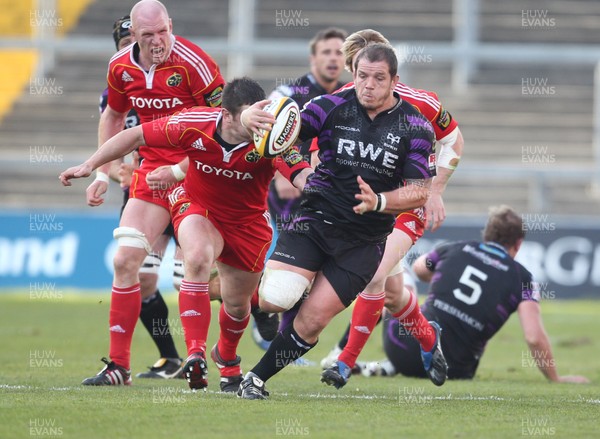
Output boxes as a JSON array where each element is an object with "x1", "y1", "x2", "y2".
[{"x1": 269, "y1": 217, "x2": 385, "y2": 307}]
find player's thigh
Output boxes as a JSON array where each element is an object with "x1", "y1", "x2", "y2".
[
  {"x1": 177, "y1": 213, "x2": 224, "y2": 269},
  {"x1": 322, "y1": 239, "x2": 385, "y2": 307},
  {"x1": 381, "y1": 228, "x2": 414, "y2": 273},
  {"x1": 268, "y1": 228, "x2": 325, "y2": 276},
  {"x1": 119, "y1": 198, "x2": 171, "y2": 246},
  {"x1": 150, "y1": 233, "x2": 170, "y2": 255},
  {"x1": 364, "y1": 229, "x2": 413, "y2": 294},
  {"x1": 260, "y1": 231, "x2": 321, "y2": 311}
]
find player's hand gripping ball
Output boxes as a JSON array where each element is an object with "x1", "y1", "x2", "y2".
[{"x1": 253, "y1": 97, "x2": 301, "y2": 158}]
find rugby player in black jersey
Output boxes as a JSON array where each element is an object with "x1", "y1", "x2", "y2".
[
  {"x1": 366, "y1": 206, "x2": 589, "y2": 384},
  {"x1": 237, "y1": 43, "x2": 442, "y2": 399}
]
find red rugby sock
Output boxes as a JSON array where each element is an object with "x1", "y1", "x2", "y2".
[
  {"x1": 109, "y1": 284, "x2": 141, "y2": 370},
  {"x1": 393, "y1": 290, "x2": 435, "y2": 352},
  {"x1": 179, "y1": 280, "x2": 211, "y2": 355},
  {"x1": 216, "y1": 305, "x2": 250, "y2": 375},
  {"x1": 338, "y1": 291, "x2": 385, "y2": 368}
]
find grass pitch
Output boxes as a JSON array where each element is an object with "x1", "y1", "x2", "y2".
[{"x1": 0, "y1": 292, "x2": 598, "y2": 438}]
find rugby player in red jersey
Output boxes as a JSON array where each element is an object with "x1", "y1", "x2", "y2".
[
  {"x1": 75, "y1": 0, "x2": 224, "y2": 386},
  {"x1": 60, "y1": 77, "x2": 312, "y2": 392},
  {"x1": 317, "y1": 29, "x2": 464, "y2": 388},
  {"x1": 98, "y1": 14, "x2": 185, "y2": 380}
]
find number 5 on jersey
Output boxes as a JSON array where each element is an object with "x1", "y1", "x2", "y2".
[{"x1": 453, "y1": 265, "x2": 488, "y2": 305}]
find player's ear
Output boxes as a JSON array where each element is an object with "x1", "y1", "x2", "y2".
[
  {"x1": 168, "y1": 18, "x2": 173, "y2": 33},
  {"x1": 513, "y1": 238, "x2": 524, "y2": 256},
  {"x1": 221, "y1": 108, "x2": 233, "y2": 123}
]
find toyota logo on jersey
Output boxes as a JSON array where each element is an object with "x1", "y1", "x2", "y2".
[{"x1": 129, "y1": 96, "x2": 184, "y2": 109}]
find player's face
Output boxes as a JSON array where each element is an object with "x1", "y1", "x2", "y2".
[
  {"x1": 117, "y1": 35, "x2": 134, "y2": 51},
  {"x1": 131, "y1": 14, "x2": 172, "y2": 66},
  {"x1": 224, "y1": 105, "x2": 253, "y2": 143},
  {"x1": 354, "y1": 59, "x2": 398, "y2": 114},
  {"x1": 311, "y1": 38, "x2": 344, "y2": 84}
]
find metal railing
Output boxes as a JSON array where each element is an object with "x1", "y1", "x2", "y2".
[{"x1": 2, "y1": 0, "x2": 599, "y2": 212}]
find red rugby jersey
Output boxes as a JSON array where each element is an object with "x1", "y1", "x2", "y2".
[
  {"x1": 106, "y1": 35, "x2": 224, "y2": 167},
  {"x1": 142, "y1": 107, "x2": 310, "y2": 224}
]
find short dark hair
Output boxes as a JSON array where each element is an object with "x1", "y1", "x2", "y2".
[
  {"x1": 482, "y1": 205, "x2": 526, "y2": 248},
  {"x1": 221, "y1": 77, "x2": 266, "y2": 116},
  {"x1": 309, "y1": 27, "x2": 348, "y2": 55},
  {"x1": 353, "y1": 43, "x2": 398, "y2": 77}
]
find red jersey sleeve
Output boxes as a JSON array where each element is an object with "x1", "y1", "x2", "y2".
[
  {"x1": 272, "y1": 146, "x2": 311, "y2": 182},
  {"x1": 173, "y1": 37, "x2": 225, "y2": 108},
  {"x1": 396, "y1": 84, "x2": 459, "y2": 141},
  {"x1": 308, "y1": 137, "x2": 319, "y2": 153},
  {"x1": 142, "y1": 113, "x2": 183, "y2": 149}
]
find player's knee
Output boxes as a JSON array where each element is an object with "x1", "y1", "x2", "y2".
[
  {"x1": 223, "y1": 302, "x2": 250, "y2": 319},
  {"x1": 388, "y1": 260, "x2": 404, "y2": 278},
  {"x1": 113, "y1": 249, "x2": 145, "y2": 276},
  {"x1": 258, "y1": 267, "x2": 310, "y2": 311},
  {"x1": 183, "y1": 248, "x2": 214, "y2": 278},
  {"x1": 257, "y1": 297, "x2": 286, "y2": 314},
  {"x1": 292, "y1": 312, "x2": 323, "y2": 343}
]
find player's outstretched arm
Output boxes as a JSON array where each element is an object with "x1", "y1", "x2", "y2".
[
  {"x1": 517, "y1": 300, "x2": 590, "y2": 384},
  {"x1": 60, "y1": 125, "x2": 145, "y2": 189},
  {"x1": 82, "y1": 106, "x2": 129, "y2": 206}
]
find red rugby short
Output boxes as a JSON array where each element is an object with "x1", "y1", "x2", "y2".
[
  {"x1": 169, "y1": 187, "x2": 272, "y2": 272},
  {"x1": 394, "y1": 208, "x2": 425, "y2": 244}
]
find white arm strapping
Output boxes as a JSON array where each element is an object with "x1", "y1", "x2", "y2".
[{"x1": 437, "y1": 128, "x2": 460, "y2": 170}]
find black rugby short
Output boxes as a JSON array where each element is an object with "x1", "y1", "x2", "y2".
[
  {"x1": 269, "y1": 218, "x2": 385, "y2": 307},
  {"x1": 382, "y1": 313, "x2": 477, "y2": 380},
  {"x1": 382, "y1": 315, "x2": 427, "y2": 378}
]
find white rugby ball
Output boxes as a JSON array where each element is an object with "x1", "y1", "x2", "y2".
[{"x1": 253, "y1": 97, "x2": 301, "y2": 158}]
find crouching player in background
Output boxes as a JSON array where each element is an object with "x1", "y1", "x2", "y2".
[{"x1": 359, "y1": 206, "x2": 590, "y2": 384}]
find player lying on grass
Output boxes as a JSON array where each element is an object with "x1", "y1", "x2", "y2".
[{"x1": 356, "y1": 205, "x2": 589, "y2": 384}]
